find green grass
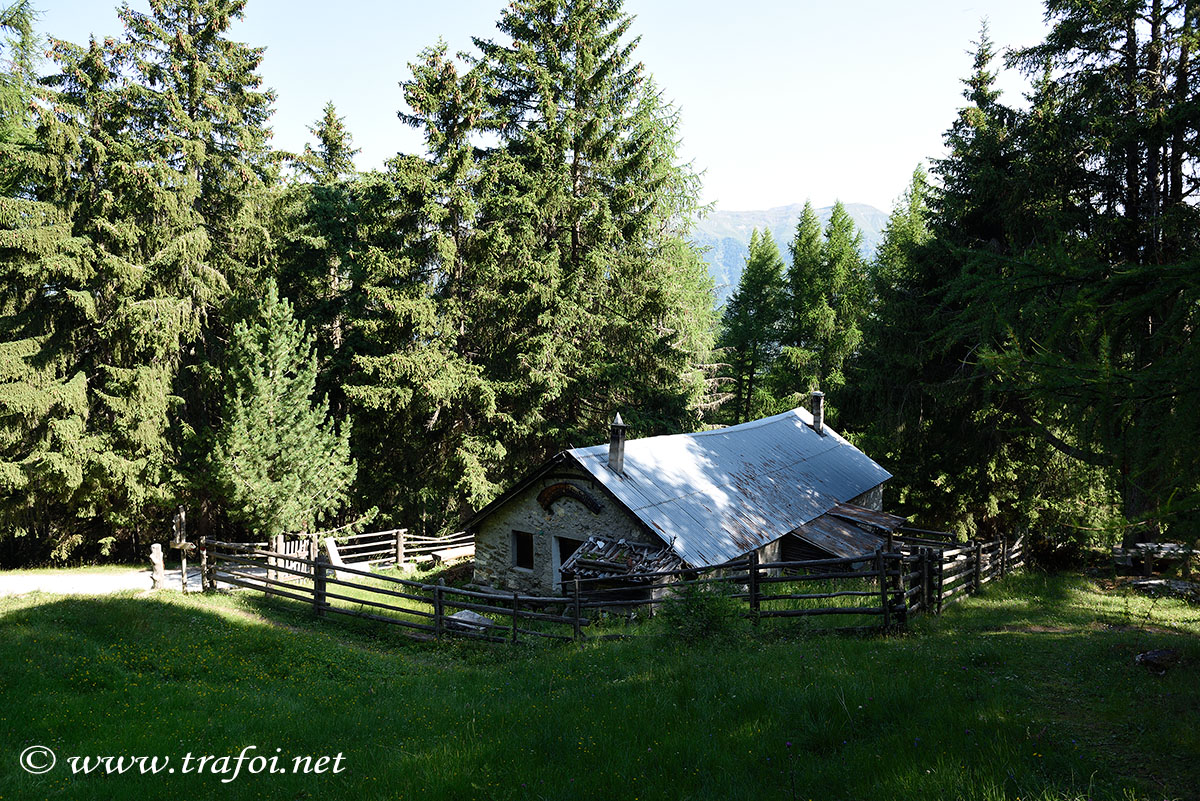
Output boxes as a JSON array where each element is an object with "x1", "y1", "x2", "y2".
[{"x1": 1, "y1": 571, "x2": 1197, "y2": 800}]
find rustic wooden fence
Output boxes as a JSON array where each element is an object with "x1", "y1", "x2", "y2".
[
  {"x1": 205, "y1": 540, "x2": 587, "y2": 643},
  {"x1": 199, "y1": 528, "x2": 475, "y2": 581},
  {"x1": 201, "y1": 533, "x2": 1025, "y2": 644}
]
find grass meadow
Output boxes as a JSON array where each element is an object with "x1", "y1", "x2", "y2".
[{"x1": 0, "y1": 571, "x2": 1197, "y2": 801}]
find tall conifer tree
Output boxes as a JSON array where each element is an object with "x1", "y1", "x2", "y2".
[
  {"x1": 718, "y1": 229, "x2": 784, "y2": 424},
  {"x1": 208, "y1": 284, "x2": 355, "y2": 538}
]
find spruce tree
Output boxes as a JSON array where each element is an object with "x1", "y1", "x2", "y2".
[
  {"x1": 0, "y1": 0, "x2": 36, "y2": 195},
  {"x1": 772, "y1": 201, "x2": 869, "y2": 416},
  {"x1": 119, "y1": 0, "x2": 275, "y2": 284},
  {"x1": 471, "y1": 0, "x2": 714, "y2": 446},
  {"x1": 274, "y1": 101, "x2": 360, "y2": 411},
  {"x1": 0, "y1": 1, "x2": 278, "y2": 558},
  {"x1": 208, "y1": 283, "x2": 355, "y2": 538}
]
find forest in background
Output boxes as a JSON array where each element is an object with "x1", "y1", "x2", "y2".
[{"x1": 1, "y1": 0, "x2": 1197, "y2": 566}]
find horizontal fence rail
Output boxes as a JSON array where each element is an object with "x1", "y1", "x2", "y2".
[{"x1": 202, "y1": 532, "x2": 1026, "y2": 646}]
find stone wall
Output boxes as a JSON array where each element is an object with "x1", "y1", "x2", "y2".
[
  {"x1": 849, "y1": 483, "x2": 884, "y2": 511},
  {"x1": 472, "y1": 465, "x2": 661, "y2": 595}
]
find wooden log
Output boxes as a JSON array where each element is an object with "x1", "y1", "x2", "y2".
[
  {"x1": 443, "y1": 626, "x2": 509, "y2": 644},
  {"x1": 748, "y1": 550, "x2": 760, "y2": 623},
  {"x1": 974, "y1": 541, "x2": 983, "y2": 591},
  {"x1": 440, "y1": 597, "x2": 528, "y2": 618},
  {"x1": 431, "y1": 545, "x2": 475, "y2": 564},
  {"x1": 318, "y1": 574, "x2": 437, "y2": 607},
  {"x1": 757, "y1": 589, "x2": 877, "y2": 601},
  {"x1": 338, "y1": 546, "x2": 396, "y2": 561},
  {"x1": 198, "y1": 537, "x2": 208, "y2": 592},
  {"x1": 573, "y1": 579, "x2": 582, "y2": 640},
  {"x1": 336, "y1": 541, "x2": 394, "y2": 555},
  {"x1": 920, "y1": 548, "x2": 931, "y2": 616},
  {"x1": 513, "y1": 627, "x2": 575, "y2": 642},
  {"x1": 313, "y1": 555, "x2": 328, "y2": 617},
  {"x1": 757, "y1": 606, "x2": 884, "y2": 618},
  {"x1": 758, "y1": 555, "x2": 868, "y2": 570},
  {"x1": 936, "y1": 552, "x2": 945, "y2": 615},
  {"x1": 512, "y1": 591, "x2": 519, "y2": 644},
  {"x1": 212, "y1": 551, "x2": 314, "y2": 581},
  {"x1": 318, "y1": 603, "x2": 437, "y2": 634},
  {"x1": 877, "y1": 551, "x2": 890, "y2": 629},
  {"x1": 318, "y1": 588, "x2": 435, "y2": 619},
  {"x1": 434, "y1": 581, "x2": 444, "y2": 639},
  {"x1": 756, "y1": 569, "x2": 883, "y2": 584},
  {"x1": 216, "y1": 573, "x2": 316, "y2": 605},
  {"x1": 396, "y1": 529, "x2": 405, "y2": 567}
]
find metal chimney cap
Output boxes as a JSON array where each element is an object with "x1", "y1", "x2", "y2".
[
  {"x1": 611, "y1": 412, "x2": 627, "y2": 428},
  {"x1": 810, "y1": 390, "x2": 825, "y2": 399}
]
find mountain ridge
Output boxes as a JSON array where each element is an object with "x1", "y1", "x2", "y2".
[{"x1": 691, "y1": 202, "x2": 889, "y2": 305}]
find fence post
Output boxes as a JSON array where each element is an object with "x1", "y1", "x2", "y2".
[
  {"x1": 919, "y1": 548, "x2": 929, "y2": 616},
  {"x1": 877, "y1": 550, "x2": 891, "y2": 630},
  {"x1": 313, "y1": 554, "x2": 328, "y2": 618},
  {"x1": 573, "y1": 579, "x2": 582, "y2": 642},
  {"x1": 434, "y1": 580, "x2": 444, "y2": 639},
  {"x1": 512, "y1": 590, "x2": 520, "y2": 644},
  {"x1": 395, "y1": 529, "x2": 405, "y2": 568},
  {"x1": 936, "y1": 551, "x2": 945, "y2": 615},
  {"x1": 748, "y1": 550, "x2": 760, "y2": 624},
  {"x1": 308, "y1": 536, "x2": 318, "y2": 578},
  {"x1": 198, "y1": 536, "x2": 208, "y2": 592},
  {"x1": 973, "y1": 541, "x2": 983, "y2": 592}
]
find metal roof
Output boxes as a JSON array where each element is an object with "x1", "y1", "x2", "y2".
[
  {"x1": 567, "y1": 408, "x2": 893, "y2": 568},
  {"x1": 792, "y1": 512, "x2": 886, "y2": 559},
  {"x1": 826, "y1": 503, "x2": 906, "y2": 533}
]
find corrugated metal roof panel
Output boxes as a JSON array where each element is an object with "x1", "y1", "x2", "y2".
[
  {"x1": 568, "y1": 408, "x2": 892, "y2": 568},
  {"x1": 828, "y1": 503, "x2": 907, "y2": 532},
  {"x1": 792, "y1": 515, "x2": 885, "y2": 559}
]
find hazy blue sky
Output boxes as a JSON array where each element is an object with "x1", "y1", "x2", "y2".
[{"x1": 35, "y1": 0, "x2": 1051, "y2": 213}]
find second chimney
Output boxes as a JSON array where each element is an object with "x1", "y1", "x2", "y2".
[
  {"x1": 608, "y1": 413, "x2": 629, "y2": 475},
  {"x1": 810, "y1": 390, "x2": 825, "y2": 436}
]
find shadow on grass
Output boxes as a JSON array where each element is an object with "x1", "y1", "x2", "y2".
[{"x1": 4, "y1": 573, "x2": 1198, "y2": 801}]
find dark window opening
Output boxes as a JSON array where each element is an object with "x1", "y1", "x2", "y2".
[{"x1": 512, "y1": 530, "x2": 534, "y2": 569}]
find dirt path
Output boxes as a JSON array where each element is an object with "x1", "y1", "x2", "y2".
[{"x1": 0, "y1": 567, "x2": 208, "y2": 597}]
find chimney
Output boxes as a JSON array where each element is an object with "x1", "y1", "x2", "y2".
[
  {"x1": 608, "y1": 413, "x2": 629, "y2": 475},
  {"x1": 810, "y1": 390, "x2": 825, "y2": 436}
]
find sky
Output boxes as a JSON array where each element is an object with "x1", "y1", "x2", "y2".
[{"x1": 34, "y1": 0, "x2": 1052, "y2": 214}]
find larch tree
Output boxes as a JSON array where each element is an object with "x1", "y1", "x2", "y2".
[
  {"x1": 717, "y1": 229, "x2": 785, "y2": 424},
  {"x1": 960, "y1": 0, "x2": 1200, "y2": 546}
]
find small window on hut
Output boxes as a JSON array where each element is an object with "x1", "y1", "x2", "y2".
[{"x1": 512, "y1": 530, "x2": 534, "y2": 570}]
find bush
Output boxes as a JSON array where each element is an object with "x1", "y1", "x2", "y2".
[{"x1": 657, "y1": 579, "x2": 750, "y2": 642}]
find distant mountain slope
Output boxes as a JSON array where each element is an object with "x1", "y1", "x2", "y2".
[{"x1": 691, "y1": 202, "x2": 889, "y2": 305}]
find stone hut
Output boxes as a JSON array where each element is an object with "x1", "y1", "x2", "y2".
[{"x1": 466, "y1": 395, "x2": 899, "y2": 595}]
